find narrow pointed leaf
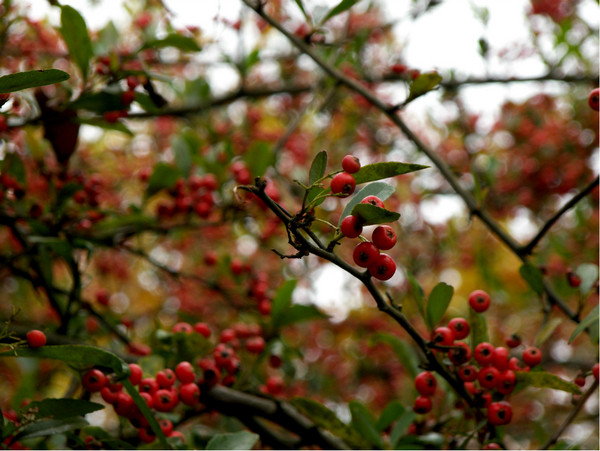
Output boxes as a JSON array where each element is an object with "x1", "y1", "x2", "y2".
[
  {"x1": 278, "y1": 304, "x2": 329, "y2": 327},
  {"x1": 320, "y1": 0, "x2": 361, "y2": 25},
  {"x1": 206, "y1": 431, "x2": 260, "y2": 450},
  {"x1": 340, "y1": 182, "x2": 395, "y2": 220},
  {"x1": 141, "y1": 34, "x2": 201, "y2": 52},
  {"x1": 309, "y1": 150, "x2": 327, "y2": 185},
  {"x1": 426, "y1": 282, "x2": 454, "y2": 330},
  {"x1": 349, "y1": 401, "x2": 385, "y2": 449},
  {"x1": 23, "y1": 399, "x2": 104, "y2": 420},
  {"x1": 271, "y1": 279, "x2": 297, "y2": 328},
  {"x1": 0, "y1": 70, "x2": 70, "y2": 93},
  {"x1": 370, "y1": 332, "x2": 419, "y2": 379},
  {"x1": 516, "y1": 371, "x2": 581, "y2": 395},
  {"x1": 294, "y1": 0, "x2": 311, "y2": 21},
  {"x1": 376, "y1": 401, "x2": 405, "y2": 432},
  {"x1": 408, "y1": 72, "x2": 443, "y2": 100},
  {"x1": 519, "y1": 262, "x2": 544, "y2": 296},
  {"x1": 145, "y1": 163, "x2": 181, "y2": 198},
  {"x1": 353, "y1": 162, "x2": 428, "y2": 185},
  {"x1": 535, "y1": 318, "x2": 562, "y2": 347},
  {"x1": 15, "y1": 417, "x2": 89, "y2": 440},
  {"x1": 406, "y1": 272, "x2": 425, "y2": 319},
  {"x1": 569, "y1": 305, "x2": 599, "y2": 344},
  {"x1": 122, "y1": 379, "x2": 169, "y2": 449},
  {"x1": 60, "y1": 6, "x2": 94, "y2": 79},
  {"x1": 350, "y1": 203, "x2": 400, "y2": 225},
  {"x1": 390, "y1": 410, "x2": 416, "y2": 448}
]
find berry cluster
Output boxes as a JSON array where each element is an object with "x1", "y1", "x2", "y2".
[
  {"x1": 151, "y1": 173, "x2": 218, "y2": 220},
  {"x1": 330, "y1": 155, "x2": 361, "y2": 197}
]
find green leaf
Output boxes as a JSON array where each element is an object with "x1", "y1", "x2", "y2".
[
  {"x1": 469, "y1": 305, "x2": 488, "y2": 349},
  {"x1": 0, "y1": 345, "x2": 130, "y2": 379},
  {"x1": 173, "y1": 135, "x2": 192, "y2": 178},
  {"x1": 271, "y1": 279, "x2": 297, "y2": 328},
  {"x1": 535, "y1": 318, "x2": 563, "y2": 347},
  {"x1": 390, "y1": 410, "x2": 416, "y2": 448},
  {"x1": 406, "y1": 272, "x2": 425, "y2": 319},
  {"x1": 145, "y1": 163, "x2": 181, "y2": 198},
  {"x1": 122, "y1": 380, "x2": 169, "y2": 449},
  {"x1": 294, "y1": 0, "x2": 311, "y2": 21},
  {"x1": 309, "y1": 150, "x2": 327, "y2": 185},
  {"x1": 519, "y1": 263, "x2": 544, "y2": 296},
  {"x1": 320, "y1": 0, "x2": 361, "y2": 25},
  {"x1": 408, "y1": 72, "x2": 443, "y2": 101},
  {"x1": 243, "y1": 141, "x2": 275, "y2": 178},
  {"x1": 205, "y1": 431, "x2": 259, "y2": 450},
  {"x1": 370, "y1": 333, "x2": 419, "y2": 379},
  {"x1": 60, "y1": 6, "x2": 94, "y2": 79},
  {"x1": 15, "y1": 417, "x2": 89, "y2": 440},
  {"x1": 339, "y1": 182, "x2": 395, "y2": 220},
  {"x1": 278, "y1": 304, "x2": 329, "y2": 327},
  {"x1": 69, "y1": 91, "x2": 127, "y2": 113},
  {"x1": 569, "y1": 305, "x2": 599, "y2": 344},
  {"x1": 0, "y1": 70, "x2": 70, "y2": 93},
  {"x1": 2, "y1": 152, "x2": 26, "y2": 186},
  {"x1": 376, "y1": 401, "x2": 405, "y2": 432},
  {"x1": 575, "y1": 263, "x2": 599, "y2": 295},
  {"x1": 291, "y1": 398, "x2": 369, "y2": 448},
  {"x1": 23, "y1": 399, "x2": 104, "y2": 420},
  {"x1": 516, "y1": 371, "x2": 581, "y2": 395},
  {"x1": 353, "y1": 162, "x2": 428, "y2": 185},
  {"x1": 92, "y1": 213, "x2": 158, "y2": 240},
  {"x1": 141, "y1": 34, "x2": 201, "y2": 52},
  {"x1": 350, "y1": 204, "x2": 400, "y2": 226},
  {"x1": 76, "y1": 118, "x2": 133, "y2": 136},
  {"x1": 425, "y1": 282, "x2": 454, "y2": 330},
  {"x1": 349, "y1": 401, "x2": 385, "y2": 449}
]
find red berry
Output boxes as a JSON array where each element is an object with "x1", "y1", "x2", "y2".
[
  {"x1": 415, "y1": 371, "x2": 437, "y2": 396},
  {"x1": 448, "y1": 341, "x2": 472, "y2": 366},
  {"x1": 220, "y1": 329, "x2": 237, "y2": 344},
  {"x1": 353, "y1": 242, "x2": 380, "y2": 268},
  {"x1": 505, "y1": 334, "x2": 521, "y2": 348},
  {"x1": 371, "y1": 225, "x2": 397, "y2": 250},
  {"x1": 245, "y1": 336, "x2": 266, "y2": 354},
  {"x1": 497, "y1": 370, "x2": 517, "y2": 395},
  {"x1": 432, "y1": 327, "x2": 455, "y2": 347},
  {"x1": 128, "y1": 363, "x2": 143, "y2": 386},
  {"x1": 82, "y1": 369, "x2": 106, "y2": 392},
  {"x1": 115, "y1": 392, "x2": 135, "y2": 417},
  {"x1": 175, "y1": 361, "x2": 196, "y2": 384},
  {"x1": 478, "y1": 366, "x2": 500, "y2": 389},
  {"x1": 340, "y1": 215, "x2": 363, "y2": 238},
  {"x1": 194, "y1": 322, "x2": 211, "y2": 338},
  {"x1": 100, "y1": 386, "x2": 118, "y2": 404},
  {"x1": 121, "y1": 90, "x2": 136, "y2": 106},
  {"x1": 368, "y1": 253, "x2": 396, "y2": 281},
  {"x1": 330, "y1": 172, "x2": 356, "y2": 197},
  {"x1": 567, "y1": 270, "x2": 582, "y2": 288},
  {"x1": 474, "y1": 342, "x2": 495, "y2": 366},
  {"x1": 483, "y1": 444, "x2": 502, "y2": 450},
  {"x1": 360, "y1": 195, "x2": 385, "y2": 208},
  {"x1": 138, "y1": 428, "x2": 156, "y2": 444},
  {"x1": 26, "y1": 330, "x2": 46, "y2": 348},
  {"x1": 153, "y1": 389, "x2": 178, "y2": 412},
  {"x1": 269, "y1": 354, "x2": 283, "y2": 368},
  {"x1": 342, "y1": 155, "x2": 361, "y2": 174},
  {"x1": 469, "y1": 290, "x2": 490, "y2": 313},
  {"x1": 172, "y1": 322, "x2": 193, "y2": 334},
  {"x1": 103, "y1": 110, "x2": 121, "y2": 123},
  {"x1": 458, "y1": 365, "x2": 477, "y2": 382},
  {"x1": 156, "y1": 369, "x2": 176, "y2": 388},
  {"x1": 487, "y1": 401, "x2": 513, "y2": 426},
  {"x1": 179, "y1": 383, "x2": 200, "y2": 406},
  {"x1": 447, "y1": 318, "x2": 470, "y2": 340},
  {"x1": 493, "y1": 347, "x2": 509, "y2": 371},
  {"x1": 593, "y1": 363, "x2": 599, "y2": 381},
  {"x1": 265, "y1": 376, "x2": 285, "y2": 395},
  {"x1": 413, "y1": 395, "x2": 432, "y2": 414},
  {"x1": 159, "y1": 418, "x2": 173, "y2": 436},
  {"x1": 589, "y1": 88, "x2": 599, "y2": 111},
  {"x1": 508, "y1": 356, "x2": 530, "y2": 372},
  {"x1": 522, "y1": 346, "x2": 542, "y2": 367},
  {"x1": 139, "y1": 378, "x2": 159, "y2": 395},
  {"x1": 574, "y1": 375, "x2": 586, "y2": 387}
]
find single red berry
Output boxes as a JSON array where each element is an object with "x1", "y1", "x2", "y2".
[
  {"x1": 220, "y1": 329, "x2": 237, "y2": 343},
  {"x1": 115, "y1": 392, "x2": 135, "y2": 417},
  {"x1": 353, "y1": 242, "x2": 380, "y2": 268},
  {"x1": 478, "y1": 366, "x2": 500, "y2": 389},
  {"x1": 458, "y1": 365, "x2": 477, "y2": 382},
  {"x1": 258, "y1": 299, "x2": 271, "y2": 315},
  {"x1": 265, "y1": 376, "x2": 285, "y2": 395},
  {"x1": 574, "y1": 374, "x2": 586, "y2": 387},
  {"x1": 474, "y1": 342, "x2": 495, "y2": 366},
  {"x1": 172, "y1": 322, "x2": 193, "y2": 334},
  {"x1": 194, "y1": 322, "x2": 211, "y2": 338},
  {"x1": 508, "y1": 356, "x2": 530, "y2": 372},
  {"x1": 103, "y1": 110, "x2": 121, "y2": 123},
  {"x1": 139, "y1": 391, "x2": 153, "y2": 409},
  {"x1": 432, "y1": 326, "x2": 455, "y2": 347},
  {"x1": 413, "y1": 395, "x2": 432, "y2": 414},
  {"x1": 138, "y1": 428, "x2": 156, "y2": 444},
  {"x1": 156, "y1": 369, "x2": 176, "y2": 388},
  {"x1": 26, "y1": 330, "x2": 46, "y2": 348},
  {"x1": 100, "y1": 386, "x2": 118, "y2": 404},
  {"x1": 360, "y1": 195, "x2": 385, "y2": 208},
  {"x1": 415, "y1": 371, "x2": 437, "y2": 396},
  {"x1": 493, "y1": 347, "x2": 509, "y2": 371},
  {"x1": 245, "y1": 336, "x2": 266, "y2": 354},
  {"x1": 589, "y1": 88, "x2": 599, "y2": 111},
  {"x1": 497, "y1": 370, "x2": 517, "y2": 395},
  {"x1": 203, "y1": 250, "x2": 218, "y2": 266},
  {"x1": 153, "y1": 389, "x2": 178, "y2": 412},
  {"x1": 128, "y1": 363, "x2": 143, "y2": 386},
  {"x1": 368, "y1": 253, "x2": 396, "y2": 280},
  {"x1": 567, "y1": 270, "x2": 582, "y2": 288},
  {"x1": 139, "y1": 377, "x2": 159, "y2": 395},
  {"x1": 159, "y1": 418, "x2": 173, "y2": 436},
  {"x1": 342, "y1": 155, "x2": 361, "y2": 174},
  {"x1": 121, "y1": 90, "x2": 136, "y2": 106},
  {"x1": 487, "y1": 401, "x2": 513, "y2": 426},
  {"x1": 593, "y1": 363, "x2": 599, "y2": 381},
  {"x1": 469, "y1": 290, "x2": 490, "y2": 313},
  {"x1": 447, "y1": 318, "x2": 470, "y2": 340},
  {"x1": 175, "y1": 361, "x2": 196, "y2": 384},
  {"x1": 505, "y1": 334, "x2": 521, "y2": 348},
  {"x1": 371, "y1": 225, "x2": 397, "y2": 250},
  {"x1": 340, "y1": 215, "x2": 363, "y2": 238},
  {"x1": 269, "y1": 354, "x2": 283, "y2": 368},
  {"x1": 522, "y1": 346, "x2": 542, "y2": 367},
  {"x1": 82, "y1": 369, "x2": 106, "y2": 392},
  {"x1": 448, "y1": 341, "x2": 472, "y2": 365},
  {"x1": 330, "y1": 172, "x2": 356, "y2": 197},
  {"x1": 179, "y1": 383, "x2": 201, "y2": 406}
]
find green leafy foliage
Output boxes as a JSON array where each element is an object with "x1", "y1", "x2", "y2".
[
  {"x1": 535, "y1": 318, "x2": 563, "y2": 347},
  {"x1": 205, "y1": 431, "x2": 259, "y2": 450},
  {"x1": 0, "y1": 70, "x2": 70, "y2": 93},
  {"x1": 370, "y1": 332, "x2": 419, "y2": 378},
  {"x1": 516, "y1": 371, "x2": 581, "y2": 395},
  {"x1": 146, "y1": 163, "x2": 182, "y2": 198},
  {"x1": 569, "y1": 305, "x2": 599, "y2": 344},
  {"x1": 519, "y1": 263, "x2": 545, "y2": 296},
  {"x1": 60, "y1": 6, "x2": 94, "y2": 79},
  {"x1": 339, "y1": 182, "x2": 395, "y2": 220},
  {"x1": 353, "y1": 162, "x2": 428, "y2": 185},
  {"x1": 76, "y1": 118, "x2": 134, "y2": 136},
  {"x1": 22, "y1": 399, "x2": 104, "y2": 420},
  {"x1": 469, "y1": 305, "x2": 489, "y2": 348},
  {"x1": 408, "y1": 71, "x2": 443, "y2": 101},
  {"x1": 349, "y1": 401, "x2": 385, "y2": 449},
  {"x1": 319, "y1": 0, "x2": 361, "y2": 25},
  {"x1": 375, "y1": 401, "x2": 405, "y2": 432},
  {"x1": 271, "y1": 279, "x2": 297, "y2": 328},
  {"x1": 389, "y1": 410, "x2": 416, "y2": 448},
  {"x1": 309, "y1": 150, "x2": 328, "y2": 185},
  {"x1": 141, "y1": 34, "x2": 201, "y2": 52},
  {"x1": 406, "y1": 272, "x2": 426, "y2": 319},
  {"x1": 14, "y1": 417, "x2": 89, "y2": 441},
  {"x1": 425, "y1": 282, "x2": 454, "y2": 330},
  {"x1": 122, "y1": 380, "x2": 169, "y2": 449},
  {"x1": 243, "y1": 141, "x2": 275, "y2": 178},
  {"x1": 350, "y1": 203, "x2": 400, "y2": 225},
  {"x1": 2, "y1": 152, "x2": 26, "y2": 186},
  {"x1": 277, "y1": 304, "x2": 329, "y2": 327}
]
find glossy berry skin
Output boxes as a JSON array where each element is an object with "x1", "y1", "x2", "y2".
[
  {"x1": 342, "y1": 155, "x2": 361, "y2": 174},
  {"x1": 478, "y1": 366, "x2": 500, "y2": 389},
  {"x1": 413, "y1": 395, "x2": 433, "y2": 414},
  {"x1": 139, "y1": 378, "x2": 159, "y2": 395},
  {"x1": 508, "y1": 356, "x2": 530, "y2": 372},
  {"x1": 265, "y1": 376, "x2": 285, "y2": 395},
  {"x1": 522, "y1": 346, "x2": 542, "y2": 367},
  {"x1": 115, "y1": 392, "x2": 135, "y2": 418},
  {"x1": 589, "y1": 88, "x2": 599, "y2": 111},
  {"x1": 175, "y1": 361, "x2": 196, "y2": 384},
  {"x1": 447, "y1": 318, "x2": 470, "y2": 340},
  {"x1": 415, "y1": 372, "x2": 437, "y2": 396},
  {"x1": 497, "y1": 370, "x2": 517, "y2": 395},
  {"x1": 458, "y1": 365, "x2": 477, "y2": 382},
  {"x1": 487, "y1": 401, "x2": 513, "y2": 426},
  {"x1": 100, "y1": 386, "x2": 118, "y2": 404},
  {"x1": 474, "y1": 342, "x2": 495, "y2": 366},
  {"x1": 156, "y1": 369, "x2": 176, "y2": 388},
  {"x1": 469, "y1": 290, "x2": 490, "y2": 313},
  {"x1": 340, "y1": 215, "x2": 363, "y2": 238},
  {"x1": 448, "y1": 341, "x2": 472, "y2": 366},
  {"x1": 353, "y1": 242, "x2": 380, "y2": 268},
  {"x1": 360, "y1": 195, "x2": 385, "y2": 209},
  {"x1": 179, "y1": 383, "x2": 200, "y2": 406},
  {"x1": 26, "y1": 330, "x2": 46, "y2": 348},
  {"x1": 194, "y1": 322, "x2": 211, "y2": 338},
  {"x1": 245, "y1": 336, "x2": 266, "y2": 354},
  {"x1": 371, "y1": 225, "x2": 397, "y2": 250},
  {"x1": 567, "y1": 271, "x2": 582, "y2": 288},
  {"x1": 368, "y1": 253, "x2": 396, "y2": 281},
  {"x1": 493, "y1": 347, "x2": 509, "y2": 371},
  {"x1": 505, "y1": 334, "x2": 521, "y2": 348},
  {"x1": 159, "y1": 419, "x2": 173, "y2": 436},
  {"x1": 128, "y1": 363, "x2": 143, "y2": 386},
  {"x1": 153, "y1": 389, "x2": 179, "y2": 412},
  {"x1": 574, "y1": 375, "x2": 586, "y2": 387},
  {"x1": 432, "y1": 327, "x2": 455, "y2": 347},
  {"x1": 172, "y1": 322, "x2": 193, "y2": 334},
  {"x1": 82, "y1": 369, "x2": 106, "y2": 392},
  {"x1": 138, "y1": 428, "x2": 156, "y2": 444},
  {"x1": 330, "y1": 172, "x2": 355, "y2": 197},
  {"x1": 593, "y1": 363, "x2": 599, "y2": 381}
]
